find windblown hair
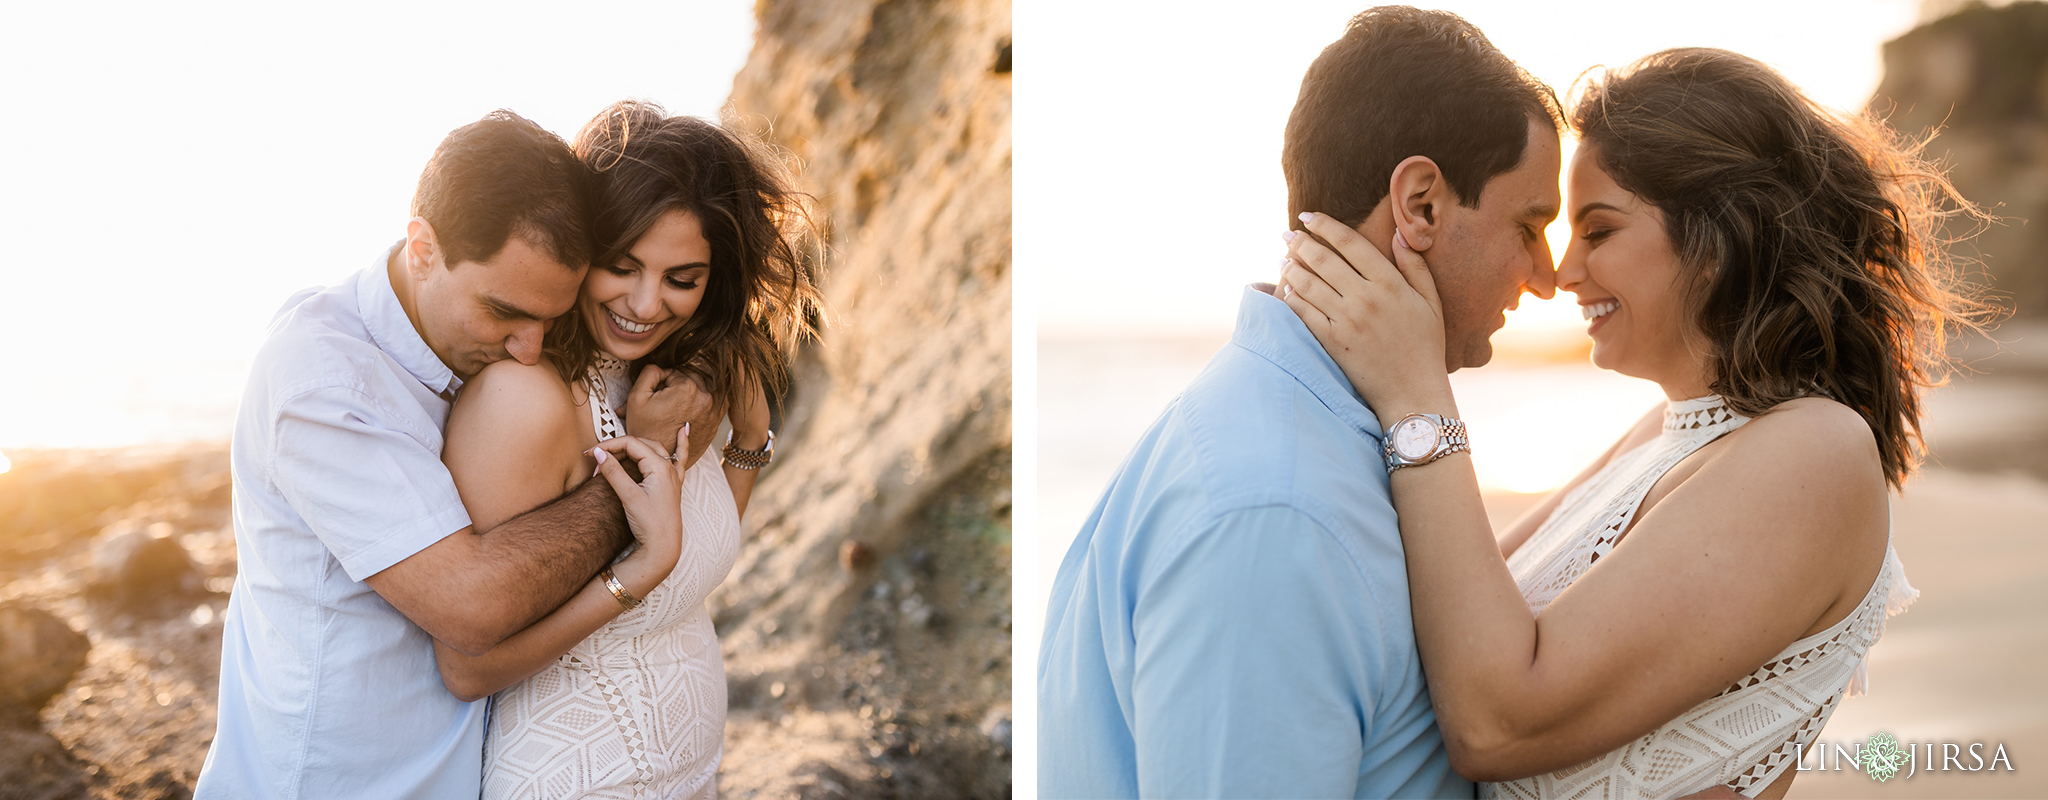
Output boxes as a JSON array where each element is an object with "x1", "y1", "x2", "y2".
[
  {"x1": 411, "y1": 110, "x2": 596, "y2": 270},
  {"x1": 544, "y1": 100, "x2": 825, "y2": 415},
  {"x1": 1284, "y1": 5, "x2": 1562, "y2": 228},
  {"x1": 1572, "y1": 48, "x2": 1993, "y2": 488}
]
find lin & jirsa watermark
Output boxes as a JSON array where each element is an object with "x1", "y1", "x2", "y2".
[{"x1": 1796, "y1": 731, "x2": 2016, "y2": 782}]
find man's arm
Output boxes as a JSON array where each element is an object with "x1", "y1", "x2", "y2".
[
  {"x1": 271, "y1": 377, "x2": 675, "y2": 658},
  {"x1": 368, "y1": 477, "x2": 631, "y2": 656},
  {"x1": 1131, "y1": 506, "x2": 1378, "y2": 798}
]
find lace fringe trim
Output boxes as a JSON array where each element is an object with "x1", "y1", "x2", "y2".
[{"x1": 1847, "y1": 547, "x2": 1919, "y2": 697}]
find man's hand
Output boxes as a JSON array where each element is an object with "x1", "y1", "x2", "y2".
[{"x1": 625, "y1": 365, "x2": 714, "y2": 467}]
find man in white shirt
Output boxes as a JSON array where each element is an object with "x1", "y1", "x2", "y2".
[{"x1": 196, "y1": 110, "x2": 702, "y2": 798}]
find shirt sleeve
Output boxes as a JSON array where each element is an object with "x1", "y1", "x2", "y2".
[
  {"x1": 1132, "y1": 505, "x2": 1383, "y2": 799},
  {"x1": 270, "y1": 386, "x2": 473, "y2": 582}
]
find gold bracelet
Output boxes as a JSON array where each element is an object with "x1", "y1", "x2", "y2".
[{"x1": 600, "y1": 567, "x2": 642, "y2": 611}]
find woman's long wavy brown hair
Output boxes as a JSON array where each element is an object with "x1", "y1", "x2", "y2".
[
  {"x1": 1572, "y1": 48, "x2": 1994, "y2": 489},
  {"x1": 544, "y1": 100, "x2": 824, "y2": 417}
]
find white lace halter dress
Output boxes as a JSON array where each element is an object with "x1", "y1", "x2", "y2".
[
  {"x1": 482, "y1": 354, "x2": 742, "y2": 799},
  {"x1": 1485, "y1": 396, "x2": 1918, "y2": 800}
]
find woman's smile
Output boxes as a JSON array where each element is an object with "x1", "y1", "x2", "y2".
[
  {"x1": 604, "y1": 306, "x2": 661, "y2": 337},
  {"x1": 1579, "y1": 297, "x2": 1618, "y2": 336}
]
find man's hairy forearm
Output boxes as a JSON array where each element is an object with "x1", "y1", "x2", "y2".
[{"x1": 471, "y1": 478, "x2": 634, "y2": 634}]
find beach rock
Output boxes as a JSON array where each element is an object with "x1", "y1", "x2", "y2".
[
  {"x1": 87, "y1": 527, "x2": 201, "y2": 610},
  {"x1": 712, "y1": 0, "x2": 1011, "y2": 795},
  {"x1": 1871, "y1": 2, "x2": 2048, "y2": 317},
  {"x1": 979, "y1": 706, "x2": 1011, "y2": 752},
  {"x1": 0, "y1": 727, "x2": 90, "y2": 800},
  {"x1": 0, "y1": 604, "x2": 90, "y2": 725}
]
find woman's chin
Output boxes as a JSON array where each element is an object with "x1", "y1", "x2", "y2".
[
  {"x1": 1587, "y1": 343, "x2": 1618, "y2": 373},
  {"x1": 591, "y1": 328, "x2": 654, "y2": 362}
]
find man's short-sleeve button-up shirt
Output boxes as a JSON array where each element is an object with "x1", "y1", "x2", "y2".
[
  {"x1": 197, "y1": 248, "x2": 484, "y2": 800},
  {"x1": 1038, "y1": 285, "x2": 1474, "y2": 799}
]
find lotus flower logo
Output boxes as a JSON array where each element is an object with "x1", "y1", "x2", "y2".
[{"x1": 1864, "y1": 731, "x2": 1909, "y2": 782}]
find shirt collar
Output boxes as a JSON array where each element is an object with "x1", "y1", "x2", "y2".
[
  {"x1": 1232, "y1": 283, "x2": 1384, "y2": 441},
  {"x1": 358, "y1": 242, "x2": 462, "y2": 399}
]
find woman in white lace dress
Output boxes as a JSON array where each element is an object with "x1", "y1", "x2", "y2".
[
  {"x1": 1280, "y1": 50, "x2": 1986, "y2": 799},
  {"x1": 432, "y1": 101, "x2": 822, "y2": 799}
]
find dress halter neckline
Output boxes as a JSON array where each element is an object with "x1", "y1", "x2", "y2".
[{"x1": 1663, "y1": 395, "x2": 1744, "y2": 434}]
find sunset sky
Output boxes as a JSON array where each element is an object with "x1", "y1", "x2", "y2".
[
  {"x1": 1025, "y1": 0, "x2": 1928, "y2": 337},
  {"x1": 0, "y1": 1, "x2": 754, "y2": 449}
]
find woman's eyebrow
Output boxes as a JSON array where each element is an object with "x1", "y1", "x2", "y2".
[{"x1": 1572, "y1": 201, "x2": 1624, "y2": 225}]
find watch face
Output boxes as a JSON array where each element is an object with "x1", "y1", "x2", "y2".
[{"x1": 1393, "y1": 417, "x2": 1438, "y2": 460}]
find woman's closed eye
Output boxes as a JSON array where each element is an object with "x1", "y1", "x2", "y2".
[
  {"x1": 666, "y1": 276, "x2": 699, "y2": 290},
  {"x1": 1579, "y1": 227, "x2": 1616, "y2": 245}
]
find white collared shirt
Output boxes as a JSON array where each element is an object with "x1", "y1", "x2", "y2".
[{"x1": 197, "y1": 246, "x2": 482, "y2": 799}]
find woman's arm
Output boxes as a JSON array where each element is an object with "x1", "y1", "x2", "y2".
[
  {"x1": 433, "y1": 546, "x2": 670, "y2": 701},
  {"x1": 721, "y1": 374, "x2": 773, "y2": 519},
  {"x1": 1280, "y1": 215, "x2": 1886, "y2": 781},
  {"x1": 435, "y1": 360, "x2": 685, "y2": 700}
]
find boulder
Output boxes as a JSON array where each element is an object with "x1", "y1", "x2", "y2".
[
  {"x1": 0, "y1": 604, "x2": 90, "y2": 726},
  {"x1": 711, "y1": 0, "x2": 1011, "y2": 795},
  {"x1": 0, "y1": 727, "x2": 89, "y2": 800},
  {"x1": 1871, "y1": 3, "x2": 2048, "y2": 317},
  {"x1": 87, "y1": 527, "x2": 201, "y2": 610}
]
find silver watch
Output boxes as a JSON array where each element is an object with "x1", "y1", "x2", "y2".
[{"x1": 1383, "y1": 413, "x2": 1469, "y2": 471}]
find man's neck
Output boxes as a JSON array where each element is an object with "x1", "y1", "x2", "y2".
[{"x1": 385, "y1": 246, "x2": 433, "y2": 356}]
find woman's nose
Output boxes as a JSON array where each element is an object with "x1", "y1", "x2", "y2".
[
  {"x1": 1555, "y1": 238, "x2": 1588, "y2": 292},
  {"x1": 630, "y1": 277, "x2": 662, "y2": 318}
]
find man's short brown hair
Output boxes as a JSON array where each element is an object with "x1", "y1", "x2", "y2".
[
  {"x1": 410, "y1": 110, "x2": 595, "y2": 269},
  {"x1": 1283, "y1": 6, "x2": 1561, "y2": 227}
]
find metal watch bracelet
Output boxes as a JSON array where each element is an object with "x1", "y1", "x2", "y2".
[{"x1": 1383, "y1": 413, "x2": 1470, "y2": 472}]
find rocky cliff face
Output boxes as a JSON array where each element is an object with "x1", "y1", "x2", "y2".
[
  {"x1": 1872, "y1": 1, "x2": 2048, "y2": 316},
  {"x1": 712, "y1": 0, "x2": 1012, "y2": 797}
]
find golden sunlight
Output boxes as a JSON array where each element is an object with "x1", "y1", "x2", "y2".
[{"x1": 0, "y1": 449, "x2": 10, "y2": 475}]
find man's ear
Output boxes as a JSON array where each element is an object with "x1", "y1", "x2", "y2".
[
  {"x1": 402, "y1": 217, "x2": 445, "y2": 280},
  {"x1": 1387, "y1": 156, "x2": 1445, "y2": 252}
]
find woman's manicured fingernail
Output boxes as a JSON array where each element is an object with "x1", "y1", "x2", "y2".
[
  {"x1": 1394, "y1": 230, "x2": 1410, "y2": 250},
  {"x1": 1283, "y1": 283, "x2": 1294, "y2": 298},
  {"x1": 1280, "y1": 257, "x2": 1294, "y2": 272},
  {"x1": 1280, "y1": 230, "x2": 1298, "y2": 244},
  {"x1": 594, "y1": 449, "x2": 609, "y2": 465},
  {"x1": 1299, "y1": 212, "x2": 1315, "y2": 224},
  {"x1": 683, "y1": 422, "x2": 691, "y2": 438}
]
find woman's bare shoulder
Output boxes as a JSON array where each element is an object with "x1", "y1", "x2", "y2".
[
  {"x1": 448, "y1": 357, "x2": 585, "y2": 440},
  {"x1": 1698, "y1": 396, "x2": 1888, "y2": 522},
  {"x1": 1740, "y1": 396, "x2": 1882, "y2": 469}
]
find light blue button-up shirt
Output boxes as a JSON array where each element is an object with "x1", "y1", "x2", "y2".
[
  {"x1": 1039, "y1": 285, "x2": 1473, "y2": 799},
  {"x1": 197, "y1": 247, "x2": 485, "y2": 799}
]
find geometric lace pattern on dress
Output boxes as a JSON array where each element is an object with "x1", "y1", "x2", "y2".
[
  {"x1": 481, "y1": 359, "x2": 740, "y2": 800},
  {"x1": 1486, "y1": 396, "x2": 1917, "y2": 800}
]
